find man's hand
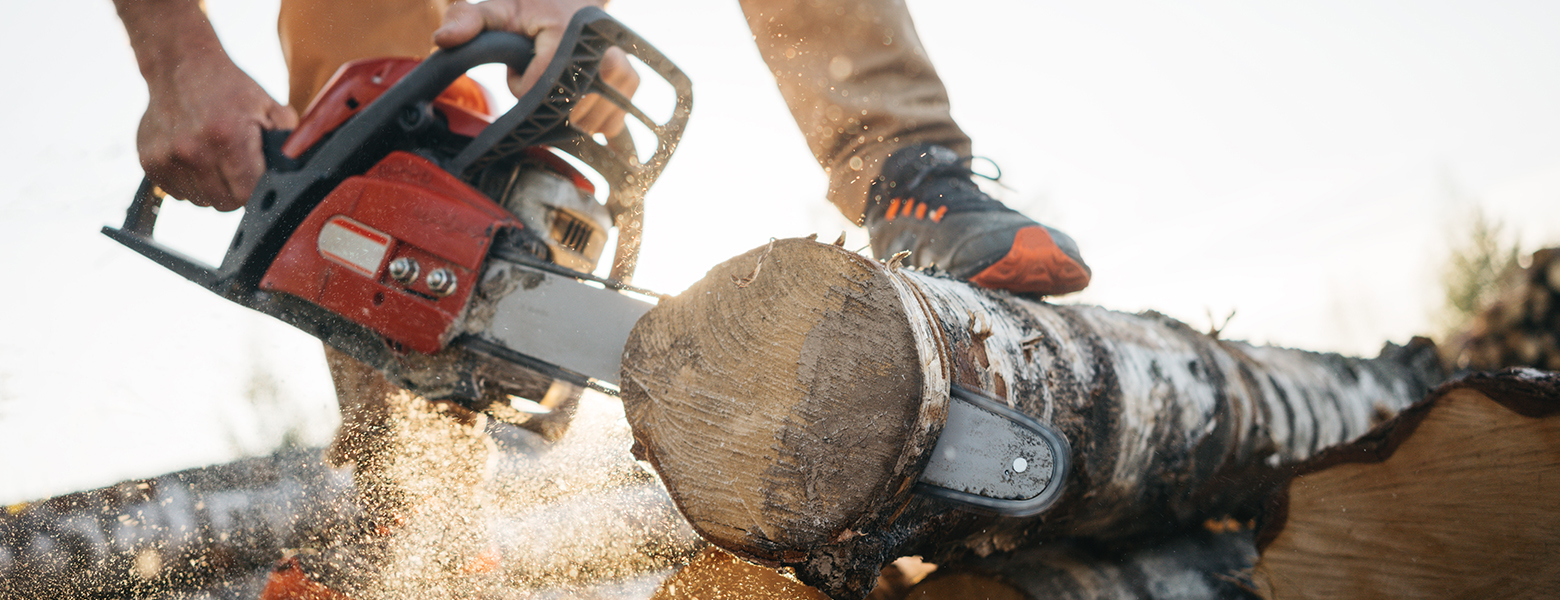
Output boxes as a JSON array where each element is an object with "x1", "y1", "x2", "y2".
[
  {"x1": 115, "y1": 0, "x2": 297, "y2": 211},
  {"x1": 139, "y1": 57, "x2": 297, "y2": 212},
  {"x1": 433, "y1": 0, "x2": 640, "y2": 137}
]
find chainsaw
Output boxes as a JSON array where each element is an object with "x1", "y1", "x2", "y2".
[
  {"x1": 105, "y1": 9, "x2": 679, "y2": 422},
  {"x1": 103, "y1": 9, "x2": 1070, "y2": 517}
]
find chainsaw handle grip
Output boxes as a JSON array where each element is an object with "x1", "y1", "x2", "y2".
[
  {"x1": 381, "y1": 31, "x2": 535, "y2": 107},
  {"x1": 450, "y1": 8, "x2": 694, "y2": 282},
  {"x1": 112, "y1": 129, "x2": 294, "y2": 239},
  {"x1": 300, "y1": 31, "x2": 535, "y2": 177},
  {"x1": 102, "y1": 130, "x2": 298, "y2": 286}
]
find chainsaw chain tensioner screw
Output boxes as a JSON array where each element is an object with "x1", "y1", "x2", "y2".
[
  {"x1": 426, "y1": 268, "x2": 458, "y2": 296},
  {"x1": 389, "y1": 257, "x2": 420, "y2": 284}
]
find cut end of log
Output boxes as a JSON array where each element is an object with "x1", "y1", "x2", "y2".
[
  {"x1": 1256, "y1": 369, "x2": 1560, "y2": 599},
  {"x1": 621, "y1": 238, "x2": 948, "y2": 561}
]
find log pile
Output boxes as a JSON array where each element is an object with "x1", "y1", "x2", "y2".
[
  {"x1": 619, "y1": 238, "x2": 1445, "y2": 598},
  {"x1": 0, "y1": 449, "x2": 358, "y2": 599},
  {"x1": 1443, "y1": 247, "x2": 1560, "y2": 371}
]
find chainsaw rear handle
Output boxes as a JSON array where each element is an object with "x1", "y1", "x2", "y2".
[{"x1": 108, "y1": 128, "x2": 299, "y2": 286}]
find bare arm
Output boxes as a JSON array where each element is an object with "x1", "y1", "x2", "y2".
[{"x1": 113, "y1": 0, "x2": 297, "y2": 211}]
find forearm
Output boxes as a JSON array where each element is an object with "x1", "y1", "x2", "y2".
[
  {"x1": 112, "y1": 0, "x2": 295, "y2": 211},
  {"x1": 112, "y1": 0, "x2": 229, "y2": 88}
]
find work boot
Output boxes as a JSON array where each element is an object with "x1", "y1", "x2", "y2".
[{"x1": 865, "y1": 144, "x2": 1091, "y2": 295}]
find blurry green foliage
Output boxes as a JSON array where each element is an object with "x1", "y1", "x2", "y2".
[{"x1": 1440, "y1": 206, "x2": 1521, "y2": 331}]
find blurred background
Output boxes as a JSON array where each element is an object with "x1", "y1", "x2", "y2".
[{"x1": 1, "y1": 0, "x2": 1557, "y2": 505}]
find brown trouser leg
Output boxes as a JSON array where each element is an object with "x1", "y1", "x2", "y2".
[
  {"x1": 279, "y1": 0, "x2": 494, "y2": 544},
  {"x1": 277, "y1": 0, "x2": 455, "y2": 475},
  {"x1": 280, "y1": 0, "x2": 444, "y2": 465},
  {"x1": 278, "y1": 0, "x2": 452, "y2": 111},
  {"x1": 738, "y1": 0, "x2": 971, "y2": 222}
]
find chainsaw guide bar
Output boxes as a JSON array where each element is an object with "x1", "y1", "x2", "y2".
[{"x1": 916, "y1": 385, "x2": 1072, "y2": 516}]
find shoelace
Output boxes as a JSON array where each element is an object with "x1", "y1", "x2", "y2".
[{"x1": 885, "y1": 155, "x2": 1004, "y2": 222}]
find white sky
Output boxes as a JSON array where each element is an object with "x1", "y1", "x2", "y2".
[{"x1": 1, "y1": 0, "x2": 1557, "y2": 504}]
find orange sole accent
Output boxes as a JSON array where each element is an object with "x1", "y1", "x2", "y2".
[
  {"x1": 259, "y1": 558, "x2": 356, "y2": 600},
  {"x1": 968, "y1": 226, "x2": 1091, "y2": 295}
]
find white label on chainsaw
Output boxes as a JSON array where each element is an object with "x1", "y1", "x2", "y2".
[{"x1": 318, "y1": 216, "x2": 392, "y2": 278}]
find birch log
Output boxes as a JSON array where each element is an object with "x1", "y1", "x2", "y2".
[{"x1": 620, "y1": 238, "x2": 1442, "y2": 598}]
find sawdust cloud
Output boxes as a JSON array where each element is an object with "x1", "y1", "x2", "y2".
[
  {"x1": 346, "y1": 390, "x2": 703, "y2": 599},
  {"x1": 0, "y1": 386, "x2": 702, "y2": 599}
]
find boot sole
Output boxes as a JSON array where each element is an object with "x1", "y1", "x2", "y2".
[{"x1": 968, "y1": 226, "x2": 1091, "y2": 295}]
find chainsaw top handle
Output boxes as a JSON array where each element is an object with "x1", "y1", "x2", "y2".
[{"x1": 104, "y1": 7, "x2": 690, "y2": 305}]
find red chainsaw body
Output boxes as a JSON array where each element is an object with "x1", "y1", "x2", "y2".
[
  {"x1": 260, "y1": 151, "x2": 518, "y2": 353},
  {"x1": 259, "y1": 57, "x2": 594, "y2": 354}
]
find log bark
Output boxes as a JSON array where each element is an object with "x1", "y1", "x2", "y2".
[
  {"x1": 620, "y1": 238, "x2": 1443, "y2": 598},
  {"x1": 1254, "y1": 369, "x2": 1560, "y2": 599}
]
